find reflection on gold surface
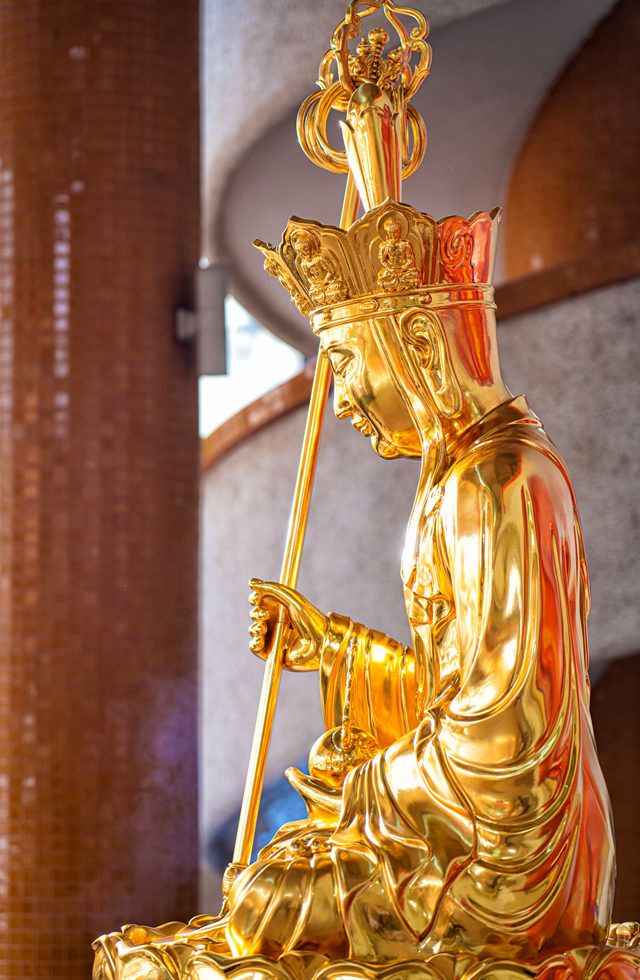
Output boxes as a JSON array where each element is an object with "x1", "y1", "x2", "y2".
[{"x1": 93, "y1": 2, "x2": 639, "y2": 977}]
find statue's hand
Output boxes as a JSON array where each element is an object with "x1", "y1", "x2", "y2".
[{"x1": 248, "y1": 578, "x2": 328, "y2": 671}]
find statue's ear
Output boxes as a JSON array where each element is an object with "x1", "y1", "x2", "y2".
[{"x1": 401, "y1": 310, "x2": 462, "y2": 418}]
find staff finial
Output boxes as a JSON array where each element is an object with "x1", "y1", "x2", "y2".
[{"x1": 297, "y1": 1, "x2": 431, "y2": 208}]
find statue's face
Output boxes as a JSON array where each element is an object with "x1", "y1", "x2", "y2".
[
  {"x1": 383, "y1": 218, "x2": 401, "y2": 242},
  {"x1": 292, "y1": 231, "x2": 315, "y2": 258},
  {"x1": 319, "y1": 317, "x2": 421, "y2": 459}
]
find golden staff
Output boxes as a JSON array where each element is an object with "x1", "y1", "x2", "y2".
[
  {"x1": 227, "y1": 0, "x2": 430, "y2": 888},
  {"x1": 229, "y1": 174, "x2": 360, "y2": 880}
]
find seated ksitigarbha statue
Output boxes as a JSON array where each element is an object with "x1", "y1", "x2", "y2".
[{"x1": 93, "y1": 3, "x2": 640, "y2": 978}]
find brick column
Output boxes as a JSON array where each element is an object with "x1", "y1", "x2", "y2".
[{"x1": 0, "y1": 2, "x2": 200, "y2": 976}]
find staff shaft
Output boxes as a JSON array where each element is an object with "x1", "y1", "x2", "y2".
[{"x1": 231, "y1": 173, "x2": 359, "y2": 869}]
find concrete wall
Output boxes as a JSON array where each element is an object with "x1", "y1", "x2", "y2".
[
  {"x1": 200, "y1": 277, "x2": 640, "y2": 902},
  {"x1": 218, "y1": 0, "x2": 616, "y2": 352}
]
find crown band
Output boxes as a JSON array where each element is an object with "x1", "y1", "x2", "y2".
[{"x1": 311, "y1": 283, "x2": 496, "y2": 333}]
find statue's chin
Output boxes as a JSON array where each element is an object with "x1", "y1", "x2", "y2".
[
  {"x1": 371, "y1": 433, "x2": 402, "y2": 459},
  {"x1": 349, "y1": 416, "x2": 408, "y2": 459}
]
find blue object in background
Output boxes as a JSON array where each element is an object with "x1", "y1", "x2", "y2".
[{"x1": 207, "y1": 762, "x2": 309, "y2": 873}]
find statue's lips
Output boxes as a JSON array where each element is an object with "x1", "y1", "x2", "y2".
[{"x1": 351, "y1": 414, "x2": 374, "y2": 437}]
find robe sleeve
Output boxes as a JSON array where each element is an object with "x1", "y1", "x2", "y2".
[{"x1": 319, "y1": 614, "x2": 419, "y2": 749}]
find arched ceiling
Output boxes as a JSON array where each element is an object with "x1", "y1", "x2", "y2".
[
  {"x1": 202, "y1": 0, "x2": 515, "y2": 252},
  {"x1": 204, "y1": 0, "x2": 617, "y2": 353}
]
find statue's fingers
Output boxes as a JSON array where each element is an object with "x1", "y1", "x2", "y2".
[
  {"x1": 250, "y1": 606, "x2": 269, "y2": 623},
  {"x1": 250, "y1": 580, "x2": 307, "y2": 618},
  {"x1": 249, "y1": 636, "x2": 266, "y2": 654},
  {"x1": 251, "y1": 621, "x2": 295, "y2": 660},
  {"x1": 249, "y1": 623, "x2": 267, "y2": 652}
]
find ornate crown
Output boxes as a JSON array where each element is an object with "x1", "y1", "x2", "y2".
[
  {"x1": 255, "y1": 2, "x2": 501, "y2": 332},
  {"x1": 254, "y1": 199, "x2": 501, "y2": 326}
]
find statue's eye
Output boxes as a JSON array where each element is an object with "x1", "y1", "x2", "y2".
[{"x1": 328, "y1": 350, "x2": 354, "y2": 376}]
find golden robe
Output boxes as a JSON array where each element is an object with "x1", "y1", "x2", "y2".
[{"x1": 227, "y1": 397, "x2": 615, "y2": 964}]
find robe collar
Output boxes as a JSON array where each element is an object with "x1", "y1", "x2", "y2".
[{"x1": 450, "y1": 395, "x2": 542, "y2": 462}]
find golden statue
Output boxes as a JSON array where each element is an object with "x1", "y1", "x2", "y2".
[{"x1": 93, "y1": 3, "x2": 640, "y2": 977}]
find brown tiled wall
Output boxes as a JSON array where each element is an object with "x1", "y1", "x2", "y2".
[
  {"x1": 0, "y1": 2, "x2": 200, "y2": 976},
  {"x1": 503, "y1": 0, "x2": 640, "y2": 278},
  {"x1": 591, "y1": 655, "x2": 640, "y2": 922}
]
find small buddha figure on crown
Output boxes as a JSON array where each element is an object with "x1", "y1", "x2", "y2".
[
  {"x1": 376, "y1": 213, "x2": 421, "y2": 291},
  {"x1": 290, "y1": 227, "x2": 348, "y2": 308},
  {"x1": 263, "y1": 254, "x2": 311, "y2": 316}
]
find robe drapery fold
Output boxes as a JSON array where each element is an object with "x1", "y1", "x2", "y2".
[
  {"x1": 227, "y1": 398, "x2": 615, "y2": 964},
  {"x1": 319, "y1": 615, "x2": 419, "y2": 747}
]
